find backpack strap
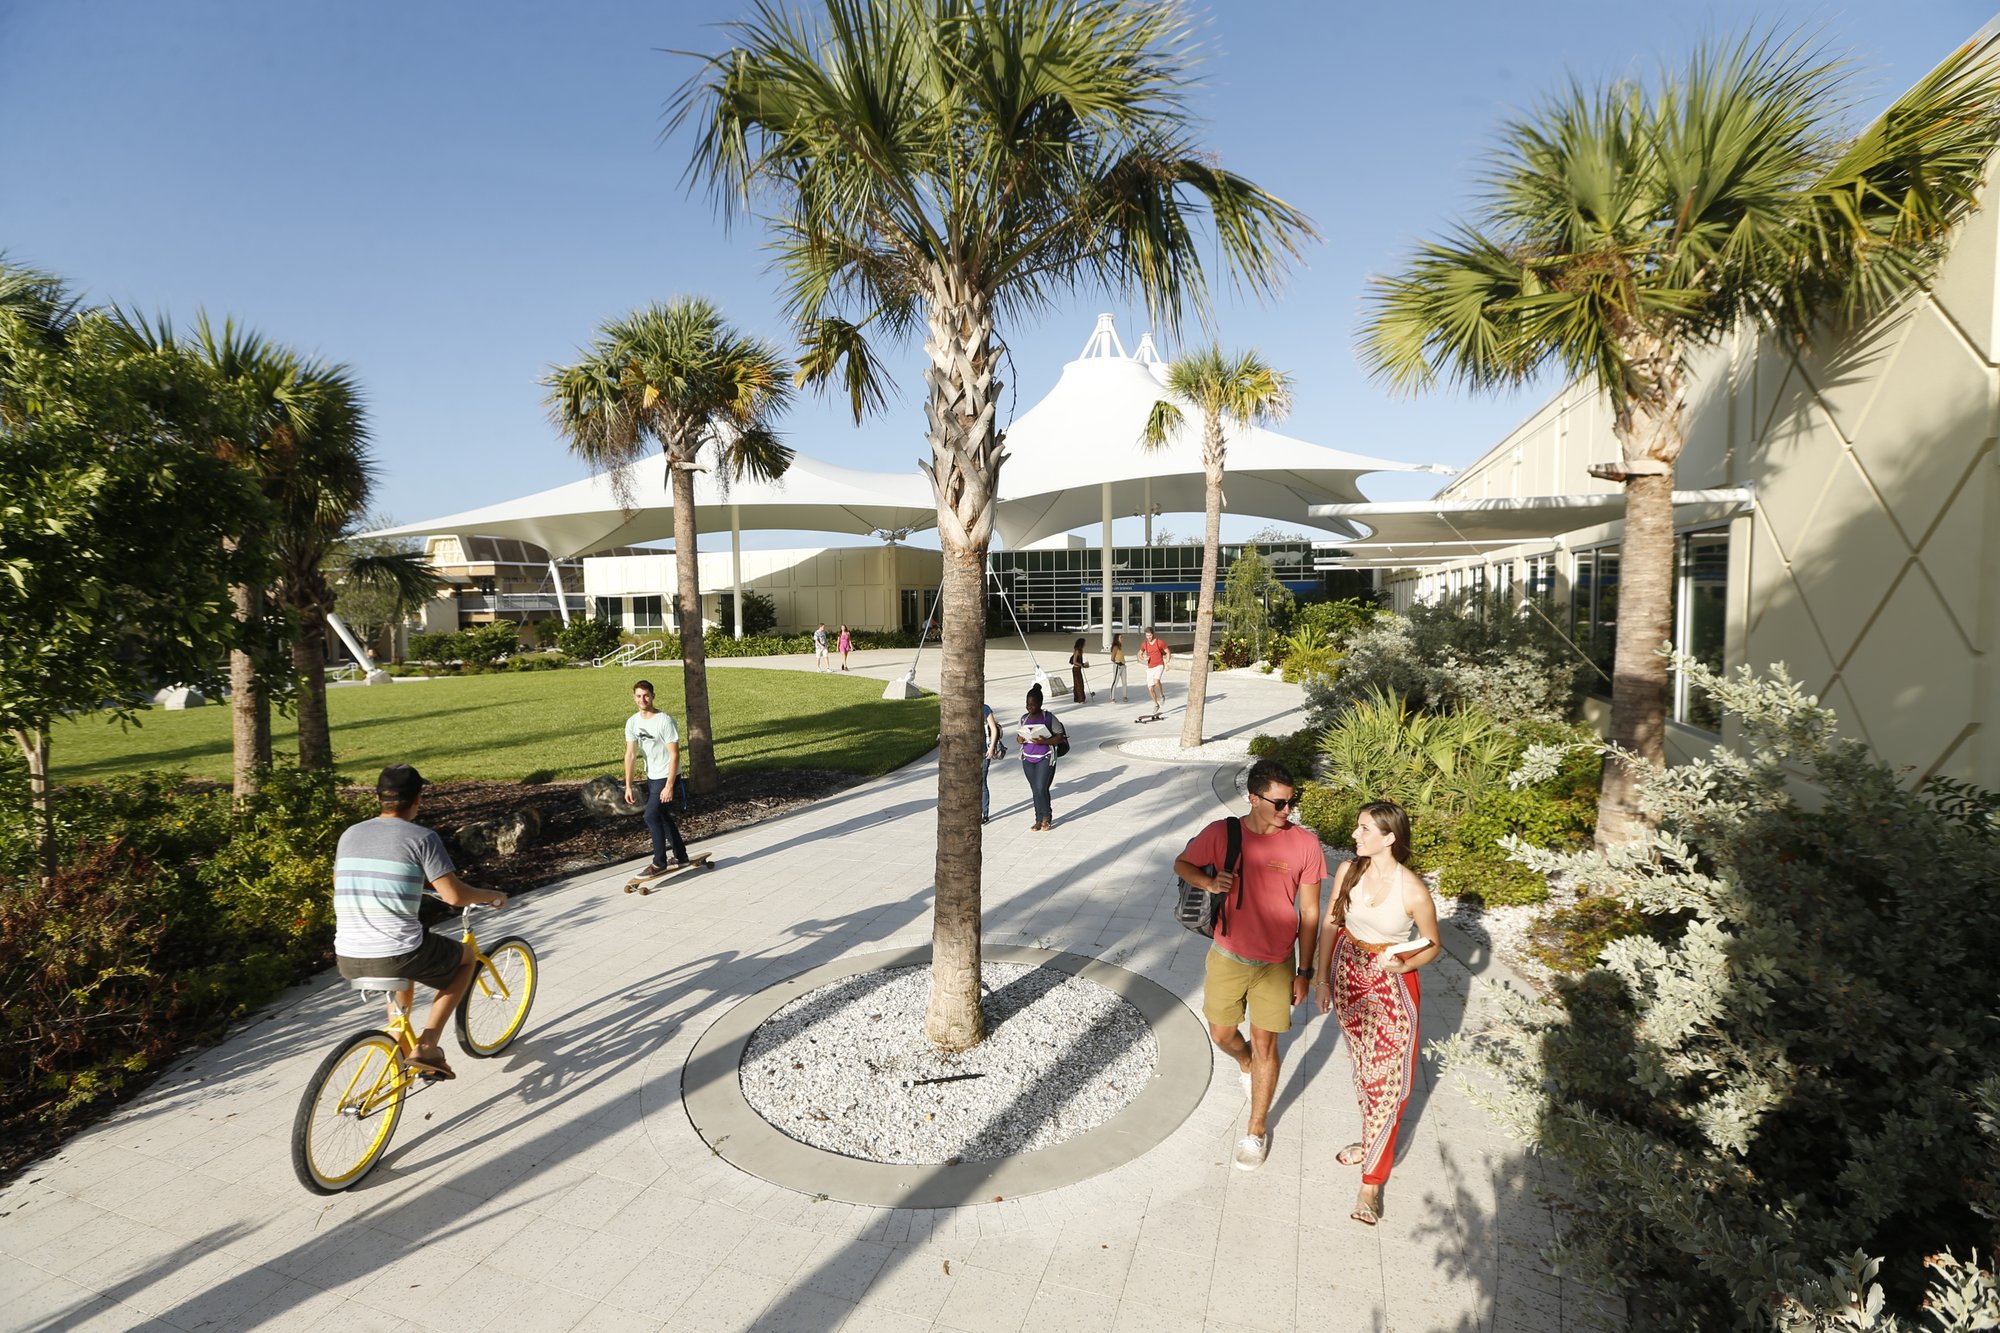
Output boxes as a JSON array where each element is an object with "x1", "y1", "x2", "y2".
[{"x1": 1217, "y1": 816, "x2": 1244, "y2": 933}]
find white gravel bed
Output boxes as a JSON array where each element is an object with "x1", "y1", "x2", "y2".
[
  {"x1": 1119, "y1": 735, "x2": 1256, "y2": 762},
  {"x1": 739, "y1": 962, "x2": 1158, "y2": 1165}
]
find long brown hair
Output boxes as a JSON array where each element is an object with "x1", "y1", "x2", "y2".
[{"x1": 1332, "y1": 799, "x2": 1413, "y2": 927}]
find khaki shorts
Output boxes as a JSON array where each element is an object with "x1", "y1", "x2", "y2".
[
  {"x1": 1203, "y1": 948, "x2": 1295, "y2": 1033},
  {"x1": 1146, "y1": 664, "x2": 1165, "y2": 688}
]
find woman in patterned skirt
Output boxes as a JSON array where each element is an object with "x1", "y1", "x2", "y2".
[{"x1": 1311, "y1": 800, "x2": 1441, "y2": 1225}]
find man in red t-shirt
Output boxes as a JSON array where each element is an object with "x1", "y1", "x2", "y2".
[
  {"x1": 1139, "y1": 626, "x2": 1172, "y2": 717},
  {"x1": 1174, "y1": 758, "x2": 1325, "y2": 1171}
]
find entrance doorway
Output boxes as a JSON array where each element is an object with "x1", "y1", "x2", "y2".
[{"x1": 1087, "y1": 593, "x2": 1145, "y2": 630}]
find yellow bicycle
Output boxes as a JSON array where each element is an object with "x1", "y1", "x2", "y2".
[{"x1": 290, "y1": 902, "x2": 537, "y2": 1193}]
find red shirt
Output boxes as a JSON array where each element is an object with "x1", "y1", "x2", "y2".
[
  {"x1": 1140, "y1": 638, "x2": 1169, "y2": 667},
  {"x1": 1181, "y1": 818, "x2": 1326, "y2": 964}
]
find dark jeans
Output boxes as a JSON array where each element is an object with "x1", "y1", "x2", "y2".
[
  {"x1": 981, "y1": 755, "x2": 992, "y2": 819},
  {"x1": 1022, "y1": 757, "x2": 1054, "y2": 824},
  {"x1": 643, "y1": 776, "x2": 689, "y2": 867}
]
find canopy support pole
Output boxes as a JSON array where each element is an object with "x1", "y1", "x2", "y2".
[
  {"x1": 1143, "y1": 477, "x2": 1153, "y2": 548},
  {"x1": 731, "y1": 505, "x2": 743, "y2": 640},
  {"x1": 1100, "y1": 482, "x2": 1114, "y2": 653},
  {"x1": 548, "y1": 559, "x2": 572, "y2": 626}
]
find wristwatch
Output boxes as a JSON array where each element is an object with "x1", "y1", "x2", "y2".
[{"x1": 1295, "y1": 966, "x2": 1315, "y2": 980}]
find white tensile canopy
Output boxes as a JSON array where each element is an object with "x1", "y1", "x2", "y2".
[
  {"x1": 990, "y1": 316, "x2": 1425, "y2": 548},
  {"x1": 370, "y1": 452, "x2": 939, "y2": 560},
  {"x1": 1307, "y1": 490, "x2": 1754, "y2": 568}
]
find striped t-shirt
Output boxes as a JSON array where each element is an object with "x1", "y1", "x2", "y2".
[{"x1": 333, "y1": 817, "x2": 457, "y2": 958}]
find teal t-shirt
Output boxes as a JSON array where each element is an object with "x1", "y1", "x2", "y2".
[{"x1": 625, "y1": 709, "x2": 682, "y2": 779}]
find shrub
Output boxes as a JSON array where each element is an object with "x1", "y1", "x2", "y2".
[
  {"x1": 504, "y1": 652, "x2": 571, "y2": 671},
  {"x1": 532, "y1": 618, "x2": 562, "y2": 647},
  {"x1": 556, "y1": 617, "x2": 624, "y2": 661},
  {"x1": 739, "y1": 591, "x2": 778, "y2": 635},
  {"x1": 1447, "y1": 662, "x2": 2000, "y2": 1326},
  {"x1": 1315, "y1": 689, "x2": 1515, "y2": 822},
  {"x1": 459, "y1": 621, "x2": 522, "y2": 667},
  {"x1": 1305, "y1": 591, "x2": 1593, "y2": 728},
  {"x1": 1211, "y1": 633, "x2": 1254, "y2": 671},
  {"x1": 407, "y1": 630, "x2": 463, "y2": 663},
  {"x1": 1248, "y1": 728, "x2": 1319, "y2": 782},
  {"x1": 0, "y1": 764, "x2": 371, "y2": 1160}
]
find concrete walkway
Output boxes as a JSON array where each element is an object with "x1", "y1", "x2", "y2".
[{"x1": 0, "y1": 649, "x2": 1609, "y2": 1332}]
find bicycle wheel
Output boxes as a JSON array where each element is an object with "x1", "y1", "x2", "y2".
[
  {"x1": 455, "y1": 936, "x2": 537, "y2": 1057},
  {"x1": 291, "y1": 1030, "x2": 407, "y2": 1194}
]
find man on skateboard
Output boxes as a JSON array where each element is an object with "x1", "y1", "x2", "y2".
[
  {"x1": 1138, "y1": 626, "x2": 1172, "y2": 721},
  {"x1": 623, "y1": 679, "x2": 692, "y2": 887}
]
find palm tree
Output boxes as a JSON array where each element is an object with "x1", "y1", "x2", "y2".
[
  {"x1": 1358, "y1": 33, "x2": 2000, "y2": 847},
  {"x1": 332, "y1": 540, "x2": 446, "y2": 661},
  {"x1": 1141, "y1": 347, "x2": 1292, "y2": 749},
  {"x1": 673, "y1": 0, "x2": 1315, "y2": 1050},
  {"x1": 543, "y1": 298, "x2": 793, "y2": 795}
]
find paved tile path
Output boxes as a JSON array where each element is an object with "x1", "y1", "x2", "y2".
[{"x1": 0, "y1": 647, "x2": 1612, "y2": 1331}]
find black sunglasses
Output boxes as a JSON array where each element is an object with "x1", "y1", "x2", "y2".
[{"x1": 1252, "y1": 792, "x2": 1297, "y2": 812}]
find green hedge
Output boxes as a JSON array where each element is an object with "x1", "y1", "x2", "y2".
[{"x1": 0, "y1": 765, "x2": 371, "y2": 1151}]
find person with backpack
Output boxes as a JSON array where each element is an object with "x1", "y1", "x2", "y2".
[
  {"x1": 1173, "y1": 757, "x2": 1325, "y2": 1172},
  {"x1": 1015, "y1": 683, "x2": 1066, "y2": 831}
]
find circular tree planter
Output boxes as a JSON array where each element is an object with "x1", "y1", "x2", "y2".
[{"x1": 681, "y1": 944, "x2": 1211, "y2": 1208}]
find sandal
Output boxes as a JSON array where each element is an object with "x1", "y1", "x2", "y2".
[
  {"x1": 1351, "y1": 1186, "x2": 1381, "y2": 1226},
  {"x1": 402, "y1": 1048, "x2": 455, "y2": 1080},
  {"x1": 1336, "y1": 1142, "x2": 1366, "y2": 1167}
]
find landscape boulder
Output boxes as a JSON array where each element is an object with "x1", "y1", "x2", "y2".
[
  {"x1": 154, "y1": 685, "x2": 206, "y2": 709},
  {"x1": 580, "y1": 774, "x2": 642, "y2": 818},
  {"x1": 456, "y1": 806, "x2": 542, "y2": 861}
]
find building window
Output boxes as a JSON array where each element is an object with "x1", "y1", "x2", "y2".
[
  {"x1": 1524, "y1": 553, "x2": 1557, "y2": 604},
  {"x1": 632, "y1": 596, "x2": 663, "y2": 631},
  {"x1": 593, "y1": 596, "x2": 618, "y2": 624},
  {"x1": 1575, "y1": 530, "x2": 1729, "y2": 730}
]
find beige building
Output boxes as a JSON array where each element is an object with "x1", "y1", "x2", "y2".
[
  {"x1": 582, "y1": 544, "x2": 944, "y2": 635},
  {"x1": 1320, "y1": 168, "x2": 2000, "y2": 788}
]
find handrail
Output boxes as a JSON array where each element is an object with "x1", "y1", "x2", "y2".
[{"x1": 592, "y1": 638, "x2": 668, "y2": 668}]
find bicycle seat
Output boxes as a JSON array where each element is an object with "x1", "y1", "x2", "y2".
[{"x1": 350, "y1": 976, "x2": 410, "y2": 994}]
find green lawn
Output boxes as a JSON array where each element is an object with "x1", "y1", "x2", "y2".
[{"x1": 51, "y1": 666, "x2": 939, "y2": 785}]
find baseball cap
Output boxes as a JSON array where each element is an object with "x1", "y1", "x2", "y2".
[{"x1": 376, "y1": 764, "x2": 427, "y2": 801}]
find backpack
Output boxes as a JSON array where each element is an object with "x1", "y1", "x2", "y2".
[
  {"x1": 1049, "y1": 712, "x2": 1070, "y2": 758},
  {"x1": 1173, "y1": 816, "x2": 1242, "y2": 938}
]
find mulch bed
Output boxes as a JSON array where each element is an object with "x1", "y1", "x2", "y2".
[{"x1": 417, "y1": 768, "x2": 869, "y2": 896}]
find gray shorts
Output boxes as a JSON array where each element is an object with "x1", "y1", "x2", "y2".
[{"x1": 337, "y1": 931, "x2": 466, "y2": 991}]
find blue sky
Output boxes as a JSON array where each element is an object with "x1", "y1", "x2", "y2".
[{"x1": 3, "y1": 1, "x2": 1991, "y2": 549}]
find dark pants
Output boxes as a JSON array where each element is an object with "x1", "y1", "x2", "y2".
[
  {"x1": 1023, "y1": 757, "x2": 1054, "y2": 824},
  {"x1": 643, "y1": 777, "x2": 689, "y2": 867}
]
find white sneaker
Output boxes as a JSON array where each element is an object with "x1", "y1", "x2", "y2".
[{"x1": 1233, "y1": 1133, "x2": 1269, "y2": 1172}]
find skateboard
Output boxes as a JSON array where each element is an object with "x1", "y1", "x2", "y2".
[
  {"x1": 623, "y1": 851, "x2": 714, "y2": 894},
  {"x1": 1136, "y1": 712, "x2": 1165, "y2": 723}
]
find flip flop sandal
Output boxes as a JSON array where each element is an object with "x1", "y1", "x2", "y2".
[
  {"x1": 1336, "y1": 1142, "x2": 1366, "y2": 1167},
  {"x1": 402, "y1": 1050, "x2": 455, "y2": 1080},
  {"x1": 1351, "y1": 1189, "x2": 1381, "y2": 1226}
]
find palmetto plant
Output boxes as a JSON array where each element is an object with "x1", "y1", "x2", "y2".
[
  {"x1": 1141, "y1": 347, "x2": 1293, "y2": 749},
  {"x1": 1359, "y1": 33, "x2": 2000, "y2": 847},
  {"x1": 1317, "y1": 688, "x2": 1516, "y2": 823},
  {"x1": 543, "y1": 298, "x2": 793, "y2": 796},
  {"x1": 672, "y1": 0, "x2": 1315, "y2": 1050}
]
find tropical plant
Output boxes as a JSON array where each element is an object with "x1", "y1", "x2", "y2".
[
  {"x1": 543, "y1": 298, "x2": 793, "y2": 797},
  {"x1": 555, "y1": 617, "x2": 624, "y2": 661},
  {"x1": 1358, "y1": 32, "x2": 2000, "y2": 846},
  {"x1": 0, "y1": 272, "x2": 267, "y2": 883},
  {"x1": 331, "y1": 519, "x2": 443, "y2": 661},
  {"x1": 674, "y1": 0, "x2": 1315, "y2": 1050},
  {"x1": 1458, "y1": 661, "x2": 2000, "y2": 1325},
  {"x1": 1140, "y1": 348, "x2": 1293, "y2": 747}
]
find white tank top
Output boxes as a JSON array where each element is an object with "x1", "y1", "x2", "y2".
[{"x1": 1342, "y1": 861, "x2": 1415, "y2": 946}]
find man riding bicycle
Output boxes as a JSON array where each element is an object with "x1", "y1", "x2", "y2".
[{"x1": 333, "y1": 764, "x2": 507, "y2": 1080}]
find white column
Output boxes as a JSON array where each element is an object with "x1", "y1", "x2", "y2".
[
  {"x1": 731, "y1": 505, "x2": 744, "y2": 640},
  {"x1": 547, "y1": 559, "x2": 572, "y2": 626},
  {"x1": 1100, "y1": 481, "x2": 1114, "y2": 652},
  {"x1": 1143, "y1": 477, "x2": 1153, "y2": 548}
]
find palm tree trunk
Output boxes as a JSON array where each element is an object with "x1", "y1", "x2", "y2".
[
  {"x1": 671, "y1": 462, "x2": 720, "y2": 796},
  {"x1": 921, "y1": 286, "x2": 1002, "y2": 1053},
  {"x1": 1181, "y1": 438, "x2": 1226, "y2": 748},
  {"x1": 230, "y1": 582, "x2": 264, "y2": 800},
  {"x1": 294, "y1": 601, "x2": 332, "y2": 771},
  {"x1": 1595, "y1": 469, "x2": 1676, "y2": 847},
  {"x1": 13, "y1": 725, "x2": 55, "y2": 887}
]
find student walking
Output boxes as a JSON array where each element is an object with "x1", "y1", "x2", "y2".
[
  {"x1": 836, "y1": 624, "x2": 852, "y2": 670},
  {"x1": 813, "y1": 622, "x2": 830, "y2": 671},
  {"x1": 1068, "y1": 637, "x2": 1088, "y2": 703},
  {"x1": 1175, "y1": 758, "x2": 1324, "y2": 1172},
  {"x1": 1139, "y1": 626, "x2": 1172, "y2": 718},
  {"x1": 1108, "y1": 633, "x2": 1129, "y2": 703},
  {"x1": 1016, "y1": 684, "x2": 1064, "y2": 831},
  {"x1": 1312, "y1": 800, "x2": 1442, "y2": 1225},
  {"x1": 981, "y1": 703, "x2": 1002, "y2": 823}
]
